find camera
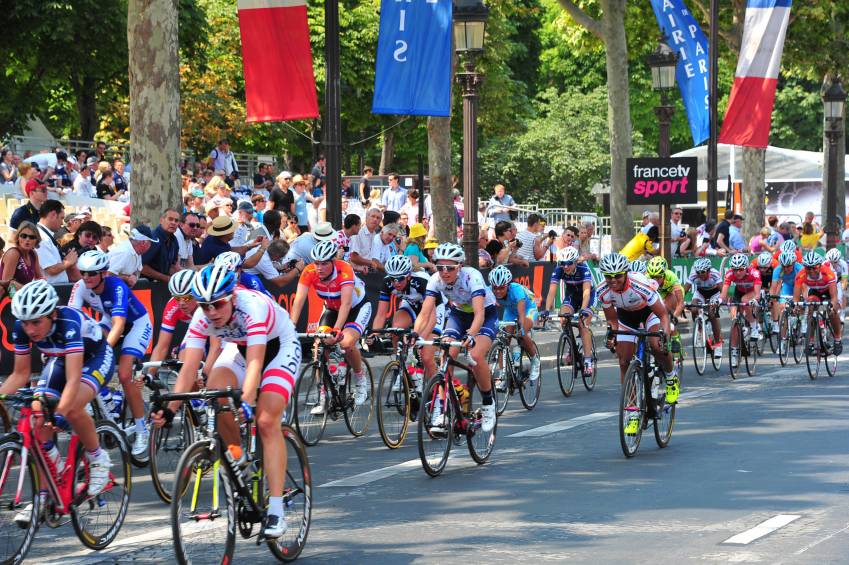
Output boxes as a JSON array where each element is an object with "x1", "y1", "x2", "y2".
[
  {"x1": 548, "y1": 230, "x2": 557, "y2": 239},
  {"x1": 510, "y1": 238, "x2": 523, "y2": 248}
]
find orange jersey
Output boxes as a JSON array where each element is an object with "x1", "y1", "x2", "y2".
[
  {"x1": 795, "y1": 263, "x2": 836, "y2": 293},
  {"x1": 298, "y1": 260, "x2": 365, "y2": 310}
]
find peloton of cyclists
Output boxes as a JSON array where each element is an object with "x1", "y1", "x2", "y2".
[{"x1": 824, "y1": 247, "x2": 848, "y2": 319}]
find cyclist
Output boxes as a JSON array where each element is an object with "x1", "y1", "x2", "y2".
[
  {"x1": 773, "y1": 238, "x2": 802, "y2": 265},
  {"x1": 630, "y1": 259, "x2": 647, "y2": 274},
  {"x1": 541, "y1": 247, "x2": 595, "y2": 376},
  {"x1": 68, "y1": 249, "x2": 154, "y2": 460},
  {"x1": 289, "y1": 240, "x2": 371, "y2": 412},
  {"x1": 413, "y1": 243, "x2": 497, "y2": 433},
  {"x1": 152, "y1": 264, "x2": 301, "y2": 538},
  {"x1": 720, "y1": 253, "x2": 763, "y2": 364},
  {"x1": 825, "y1": 247, "x2": 848, "y2": 318},
  {"x1": 645, "y1": 256, "x2": 684, "y2": 346},
  {"x1": 489, "y1": 265, "x2": 541, "y2": 383},
  {"x1": 683, "y1": 257, "x2": 724, "y2": 357},
  {"x1": 597, "y1": 253, "x2": 677, "y2": 401},
  {"x1": 1, "y1": 280, "x2": 113, "y2": 496},
  {"x1": 753, "y1": 251, "x2": 778, "y2": 333},
  {"x1": 793, "y1": 251, "x2": 842, "y2": 354},
  {"x1": 770, "y1": 250, "x2": 803, "y2": 337},
  {"x1": 371, "y1": 254, "x2": 445, "y2": 385},
  {"x1": 215, "y1": 250, "x2": 274, "y2": 299}
]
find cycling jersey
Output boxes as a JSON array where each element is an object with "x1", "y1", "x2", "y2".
[
  {"x1": 69, "y1": 275, "x2": 148, "y2": 326},
  {"x1": 597, "y1": 272, "x2": 660, "y2": 311},
  {"x1": 298, "y1": 260, "x2": 365, "y2": 310},
  {"x1": 653, "y1": 269, "x2": 682, "y2": 299},
  {"x1": 425, "y1": 267, "x2": 497, "y2": 314},
  {"x1": 161, "y1": 297, "x2": 193, "y2": 333},
  {"x1": 687, "y1": 268, "x2": 722, "y2": 290},
  {"x1": 795, "y1": 264, "x2": 837, "y2": 294},
  {"x1": 496, "y1": 282, "x2": 539, "y2": 322},
  {"x1": 772, "y1": 263, "x2": 803, "y2": 290},
  {"x1": 757, "y1": 267, "x2": 775, "y2": 284},
  {"x1": 238, "y1": 272, "x2": 274, "y2": 299},
  {"x1": 722, "y1": 267, "x2": 761, "y2": 294},
  {"x1": 551, "y1": 262, "x2": 595, "y2": 308},
  {"x1": 826, "y1": 259, "x2": 849, "y2": 280},
  {"x1": 379, "y1": 272, "x2": 439, "y2": 312}
]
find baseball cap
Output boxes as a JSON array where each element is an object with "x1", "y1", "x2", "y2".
[
  {"x1": 25, "y1": 178, "x2": 46, "y2": 195},
  {"x1": 281, "y1": 171, "x2": 292, "y2": 179},
  {"x1": 86, "y1": 156, "x2": 98, "y2": 166},
  {"x1": 642, "y1": 210, "x2": 651, "y2": 218},
  {"x1": 130, "y1": 225, "x2": 160, "y2": 243},
  {"x1": 237, "y1": 201, "x2": 254, "y2": 214}
]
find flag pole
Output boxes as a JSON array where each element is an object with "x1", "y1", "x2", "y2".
[
  {"x1": 707, "y1": 0, "x2": 719, "y2": 221},
  {"x1": 324, "y1": 0, "x2": 342, "y2": 228}
]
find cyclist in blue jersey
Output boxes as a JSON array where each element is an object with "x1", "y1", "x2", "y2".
[
  {"x1": 770, "y1": 250, "x2": 803, "y2": 333},
  {"x1": 0, "y1": 280, "x2": 114, "y2": 496},
  {"x1": 69, "y1": 249, "x2": 154, "y2": 460},
  {"x1": 541, "y1": 247, "x2": 596, "y2": 376},
  {"x1": 489, "y1": 265, "x2": 541, "y2": 382},
  {"x1": 215, "y1": 251, "x2": 274, "y2": 299},
  {"x1": 413, "y1": 243, "x2": 497, "y2": 433}
]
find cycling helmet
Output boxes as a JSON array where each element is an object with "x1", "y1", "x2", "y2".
[
  {"x1": 778, "y1": 251, "x2": 797, "y2": 267},
  {"x1": 168, "y1": 269, "x2": 196, "y2": 297},
  {"x1": 433, "y1": 243, "x2": 465, "y2": 263},
  {"x1": 556, "y1": 247, "x2": 579, "y2": 263},
  {"x1": 802, "y1": 251, "x2": 824, "y2": 267},
  {"x1": 598, "y1": 253, "x2": 629, "y2": 275},
  {"x1": 192, "y1": 263, "x2": 237, "y2": 302},
  {"x1": 757, "y1": 251, "x2": 773, "y2": 268},
  {"x1": 780, "y1": 239, "x2": 797, "y2": 253},
  {"x1": 385, "y1": 255, "x2": 413, "y2": 277},
  {"x1": 77, "y1": 249, "x2": 110, "y2": 272},
  {"x1": 630, "y1": 259, "x2": 647, "y2": 274},
  {"x1": 214, "y1": 251, "x2": 243, "y2": 272},
  {"x1": 310, "y1": 240, "x2": 339, "y2": 262},
  {"x1": 488, "y1": 265, "x2": 513, "y2": 287},
  {"x1": 646, "y1": 256, "x2": 668, "y2": 277},
  {"x1": 12, "y1": 280, "x2": 59, "y2": 321},
  {"x1": 728, "y1": 254, "x2": 749, "y2": 270},
  {"x1": 693, "y1": 258, "x2": 712, "y2": 273},
  {"x1": 826, "y1": 248, "x2": 842, "y2": 263}
]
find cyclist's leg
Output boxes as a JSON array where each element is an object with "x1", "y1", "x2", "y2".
[
  {"x1": 558, "y1": 296, "x2": 577, "y2": 363},
  {"x1": 208, "y1": 343, "x2": 246, "y2": 448},
  {"x1": 117, "y1": 318, "x2": 153, "y2": 426},
  {"x1": 340, "y1": 302, "x2": 372, "y2": 403},
  {"x1": 419, "y1": 304, "x2": 445, "y2": 378},
  {"x1": 741, "y1": 291, "x2": 757, "y2": 325},
  {"x1": 390, "y1": 303, "x2": 415, "y2": 350},
  {"x1": 645, "y1": 314, "x2": 673, "y2": 373},
  {"x1": 520, "y1": 313, "x2": 538, "y2": 358},
  {"x1": 614, "y1": 338, "x2": 636, "y2": 385}
]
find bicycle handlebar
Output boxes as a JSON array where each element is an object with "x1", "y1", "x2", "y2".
[
  {"x1": 153, "y1": 387, "x2": 242, "y2": 406},
  {"x1": 371, "y1": 328, "x2": 411, "y2": 335},
  {"x1": 609, "y1": 329, "x2": 666, "y2": 339},
  {"x1": 297, "y1": 332, "x2": 337, "y2": 340},
  {"x1": 414, "y1": 338, "x2": 477, "y2": 366}
]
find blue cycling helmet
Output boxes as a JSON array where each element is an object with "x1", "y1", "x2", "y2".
[{"x1": 192, "y1": 264, "x2": 237, "y2": 302}]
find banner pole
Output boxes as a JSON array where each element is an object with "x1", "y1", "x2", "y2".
[{"x1": 324, "y1": 0, "x2": 342, "y2": 228}]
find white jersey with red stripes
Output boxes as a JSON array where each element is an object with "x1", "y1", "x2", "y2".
[{"x1": 597, "y1": 272, "x2": 660, "y2": 311}]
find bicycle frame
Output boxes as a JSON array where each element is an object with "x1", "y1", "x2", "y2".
[
  {"x1": 417, "y1": 339, "x2": 476, "y2": 429},
  {"x1": 611, "y1": 329, "x2": 664, "y2": 418}
]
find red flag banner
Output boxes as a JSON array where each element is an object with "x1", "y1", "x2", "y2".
[{"x1": 237, "y1": 0, "x2": 319, "y2": 122}]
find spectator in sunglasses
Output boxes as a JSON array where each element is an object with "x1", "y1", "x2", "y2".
[
  {"x1": 175, "y1": 212, "x2": 201, "y2": 268},
  {"x1": 0, "y1": 221, "x2": 44, "y2": 296},
  {"x1": 10, "y1": 178, "x2": 48, "y2": 231}
]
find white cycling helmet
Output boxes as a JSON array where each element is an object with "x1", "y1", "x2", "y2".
[
  {"x1": 77, "y1": 249, "x2": 110, "y2": 272},
  {"x1": 757, "y1": 251, "x2": 773, "y2": 268},
  {"x1": 778, "y1": 250, "x2": 797, "y2": 267},
  {"x1": 12, "y1": 280, "x2": 59, "y2": 321},
  {"x1": 214, "y1": 251, "x2": 243, "y2": 272},
  {"x1": 433, "y1": 243, "x2": 465, "y2": 263},
  {"x1": 802, "y1": 251, "x2": 824, "y2": 267},
  {"x1": 385, "y1": 255, "x2": 413, "y2": 277},
  {"x1": 310, "y1": 240, "x2": 339, "y2": 262},
  {"x1": 168, "y1": 269, "x2": 196, "y2": 297},
  {"x1": 630, "y1": 259, "x2": 647, "y2": 274},
  {"x1": 488, "y1": 265, "x2": 513, "y2": 287},
  {"x1": 693, "y1": 258, "x2": 712, "y2": 273},
  {"x1": 826, "y1": 248, "x2": 842, "y2": 263},
  {"x1": 556, "y1": 247, "x2": 579, "y2": 263},
  {"x1": 780, "y1": 239, "x2": 797, "y2": 253},
  {"x1": 598, "y1": 253, "x2": 629, "y2": 275},
  {"x1": 728, "y1": 253, "x2": 749, "y2": 270}
]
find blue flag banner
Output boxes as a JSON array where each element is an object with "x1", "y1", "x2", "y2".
[
  {"x1": 650, "y1": 0, "x2": 710, "y2": 146},
  {"x1": 372, "y1": 0, "x2": 452, "y2": 116}
]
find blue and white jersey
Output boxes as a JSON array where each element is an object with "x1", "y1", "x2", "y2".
[
  {"x1": 68, "y1": 275, "x2": 149, "y2": 328},
  {"x1": 238, "y1": 272, "x2": 274, "y2": 299},
  {"x1": 550, "y1": 262, "x2": 593, "y2": 292},
  {"x1": 13, "y1": 306, "x2": 105, "y2": 359},
  {"x1": 425, "y1": 267, "x2": 496, "y2": 313}
]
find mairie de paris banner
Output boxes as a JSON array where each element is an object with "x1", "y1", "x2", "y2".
[{"x1": 372, "y1": 0, "x2": 452, "y2": 116}]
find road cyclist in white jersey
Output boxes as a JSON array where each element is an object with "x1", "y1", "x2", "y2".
[
  {"x1": 413, "y1": 243, "x2": 498, "y2": 433},
  {"x1": 597, "y1": 253, "x2": 677, "y2": 402},
  {"x1": 683, "y1": 257, "x2": 724, "y2": 357},
  {"x1": 151, "y1": 263, "x2": 301, "y2": 538},
  {"x1": 825, "y1": 247, "x2": 848, "y2": 319}
]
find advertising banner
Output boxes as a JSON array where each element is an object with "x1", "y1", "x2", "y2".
[{"x1": 626, "y1": 157, "x2": 699, "y2": 205}]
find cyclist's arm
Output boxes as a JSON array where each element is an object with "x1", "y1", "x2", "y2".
[
  {"x1": 769, "y1": 278, "x2": 780, "y2": 297},
  {"x1": 334, "y1": 285, "x2": 354, "y2": 333},
  {"x1": 106, "y1": 316, "x2": 126, "y2": 348},
  {"x1": 602, "y1": 305, "x2": 618, "y2": 331},
  {"x1": 240, "y1": 343, "x2": 267, "y2": 406},
  {"x1": 752, "y1": 282, "x2": 762, "y2": 299},
  {"x1": 1, "y1": 354, "x2": 32, "y2": 395},
  {"x1": 671, "y1": 286, "x2": 684, "y2": 317},
  {"x1": 467, "y1": 294, "x2": 485, "y2": 337},
  {"x1": 544, "y1": 281, "x2": 558, "y2": 312},
  {"x1": 203, "y1": 336, "x2": 222, "y2": 379},
  {"x1": 166, "y1": 346, "x2": 204, "y2": 413},
  {"x1": 373, "y1": 299, "x2": 390, "y2": 331},
  {"x1": 289, "y1": 282, "x2": 310, "y2": 324},
  {"x1": 516, "y1": 297, "x2": 528, "y2": 331},
  {"x1": 720, "y1": 282, "x2": 731, "y2": 302},
  {"x1": 683, "y1": 281, "x2": 692, "y2": 294},
  {"x1": 580, "y1": 280, "x2": 592, "y2": 311},
  {"x1": 413, "y1": 296, "x2": 436, "y2": 336},
  {"x1": 650, "y1": 297, "x2": 672, "y2": 337},
  {"x1": 56, "y1": 351, "x2": 84, "y2": 416},
  {"x1": 148, "y1": 330, "x2": 174, "y2": 367}
]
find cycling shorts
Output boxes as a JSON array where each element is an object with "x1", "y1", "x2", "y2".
[
  {"x1": 398, "y1": 301, "x2": 445, "y2": 336},
  {"x1": 560, "y1": 286, "x2": 596, "y2": 311},
  {"x1": 616, "y1": 307, "x2": 660, "y2": 343},
  {"x1": 443, "y1": 305, "x2": 498, "y2": 341},
  {"x1": 215, "y1": 337, "x2": 302, "y2": 404},
  {"x1": 319, "y1": 300, "x2": 373, "y2": 336},
  {"x1": 778, "y1": 284, "x2": 795, "y2": 302},
  {"x1": 691, "y1": 287, "x2": 721, "y2": 304},
  {"x1": 807, "y1": 289, "x2": 832, "y2": 302},
  {"x1": 36, "y1": 345, "x2": 115, "y2": 400},
  {"x1": 116, "y1": 315, "x2": 153, "y2": 359}
]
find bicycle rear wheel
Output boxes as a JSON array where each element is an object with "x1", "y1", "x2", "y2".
[
  {"x1": 466, "y1": 373, "x2": 496, "y2": 465},
  {"x1": 0, "y1": 439, "x2": 39, "y2": 565},
  {"x1": 171, "y1": 441, "x2": 235, "y2": 565},
  {"x1": 343, "y1": 360, "x2": 374, "y2": 437},
  {"x1": 581, "y1": 334, "x2": 598, "y2": 391},
  {"x1": 619, "y1": 361, "x2": 645, "y2": 458},
  {"x1": 777, "y1": 310, "x2": 790, "y2": 366},
  {"x1": 692, "y1": 316, "x2": 707, "y2": 375},
  {"x1": 728, "y1": 320, "x2": 742, "y2": 380},
  {"x1": 267, "y1": 424, "x2": 312, "y2": 562},
  {"x1": 556, "y1": 333, "x2": 575, "y2": 397},
  {"x1": 653, "y1": 382, "x2": 676, "y2": 448},
  {"x1": 805, "y1": 320, "x2": 820, "y2": 380},
  {"x1": 150, "y1": 403, "x2": 196, "y2": 504},
  {"x1": 417, "y1": 374, "x2": 453, "y2": 477},
  {"x1": 294, "y1": 362, "x2": 327, "y2": 447},
  {"x1": 518, "y1": 348, "x2": 542, "y2": 411},
  {"x1": 823, "y1": 319, "x2": 838, "y2": 377},
  {"x1": 71, "y1": 420, "x2": 132, "y2": 550},
  {"x1": 377, "y1": 360, "x2": 410, "y2": 449},
  {"x1": 744, "y1": 326, "x2": 758, "y2": 376},
  {"x1": 487, "y1": 343, "x2": 511, "y2": 416},
  {"x1": 792, "y1": 317, "x2": 803, "y2": 364}
]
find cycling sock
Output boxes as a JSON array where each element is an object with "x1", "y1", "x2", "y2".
[
  {"x1": 134, "y1": 418, "x2": 146, "y2": 433},
  {"x1": 87, "y1": 447, "x2": 102, "y2": 460},
  {"x1": 268, "y1": 496, "x2": 284, "y2": 518},
  {"x1": 481, "y1": 390, "x2": 493, "y2": 406}
]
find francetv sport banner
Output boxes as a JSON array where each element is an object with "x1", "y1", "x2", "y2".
[
  {"x1": 626, "y1": 157, "x2": 698, "y2": 205},
  {"x1": 372, "y1": 0, "x2": 452, "y2": 116}
]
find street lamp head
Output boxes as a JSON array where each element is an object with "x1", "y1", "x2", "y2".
[
  {"x1": 453, "y1": 0, "x2": 489, "y2": 55},
  {"x1": 823, "y1": 76, "x2": 847, "y2": 122},
  {"x1": 647, "y1": 34, "x2": 678, "y2": 91}
]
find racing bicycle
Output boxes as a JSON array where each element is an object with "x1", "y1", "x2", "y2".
[
  {"x1": 488, "y1": 320, "x2": 540, "y2": 415},
  {"x1": 555, "y1": 313, "x2": 597, "y2": 396}
]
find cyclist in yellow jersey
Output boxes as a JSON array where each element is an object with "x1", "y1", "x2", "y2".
[{"x1": 646, "y1": 256, "x2": 684, "y2": 357}]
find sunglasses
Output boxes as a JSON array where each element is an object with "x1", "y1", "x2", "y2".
[
  {"x1": 492, "y1": 284, "x2": 508, "y2": 291},
  {"x1": 732, "y1": 268, "x2": 746, "y2": 273},
  {"x1": 18, "y1": 233, "x2": 37, "y2": 241},
  {"x1": 175, "y1": 295, "x2": 194, "y2": 303},
  {"x1": 186, "y1": 222, "x2": 200, "y2": 228},
  {"x1": 603, "y1": 272, "x2": 626, "y2": 280},
  {"x1": 81, "y1": 270, "x2": 103, "y2": 277},
  {"x1": 436, "y1": 265, "x2": 459, "y2": 272},
  {"x1": 390, "y1": 276, "x2": 408, "y2": 283},
  {"x1": 198, "y1": 297, "x2": 231, "y2": 311},
  {"x1": 558, "y1": 260, "x2": 575, "y2": 267},
  {"x1": 805, "y1": 266, "x2": 820, "y2": 270}
]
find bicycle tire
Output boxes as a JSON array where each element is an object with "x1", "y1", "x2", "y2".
[
  {"x1": 823, "y1": 318, "x2": 838, "y2": 378},
  {"x1": 0, "y1": 439, "x2": 40, "y2": 565},
  {"x1": 653, "y1": 381, "x2": 676, "y2": 448},
  {"x1": 466, "y1": 372, "x2": 497, "y2": 465},
  {"x1": 417, "y1": 374, "x2": 453, "y2": 477},
  {"x1": 581, "y1": 333, "x2": 598, "y2": 391},
  {"x1": 792, "y1": 317, "x2": 803, "y2": 364},
  {"x1": 556, "y1": 333, "x2": 576, "y2": 397},
  {"x1": 115, "y1": 396, "x2": 149, "y2": 469},
  {"x1": 805, "y1": 318, "x2": 820, "y2": 380},
  {"x1": 71, "y1": 420, "x2": 132, "y2": 550},
  {"x1": 619, "y1": 361, "x2": 645, "y2": 458},
  {"x1": 708, "y1": 318, "x2": 723, "y2": 372},
  {"x1": 692, "y1": 315, "x2": 707, "y2": 375},
  {"x1": 757, "y1": 307, "x2": 769, "y2": 356},
  {"x1": 745, "y1": 324, "x2": 758, "y2": 376},
  {"x1": 767, "y1": 311, "x2": 778, "y2": 354},
  {"x1": 376, "y1": 360, "x2": 410, "y2": 449},
  {"x1": 150, "y1": 403, "x2": 196, "y2": 504},
  {"x1": 516, "y1": 344, "x2": 532, "y2": 398},
  {"x1": 487, "y1": 343, "x2": 511, "y2": 416},
  {"x1": 777, "y1": 310, "x2": 790, "y2": 367},
  {"x1": 171, "y1": 441, "x2": 236, "y2": 565},
  {"x1": 343, "y1": 360, "x2": 374, "y2": 437},
  {"x1": 267, "y1": 424, "x2": 312, "y2": 562},
  {"x1": 294, "y1": 362, "x2": 327, "y2": 447},
  {"x1": 728, "y1": 320, "x2": 742, "y2": 380},
  {"x1": 518, "y1": 346, "x2": 542, "y2": 411}
]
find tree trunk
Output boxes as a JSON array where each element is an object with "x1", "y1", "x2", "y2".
[
  {"x1": 379, "y1": 131, "x2": 395, "y2": 175},
  {"x1": 428, "y1": 116, "x2": 455, "y2": 242},
  {"x1": 601, "y1": 0, "x2": 633, "y2": 251},
  {"x1": 741, "y1": 146, "x2": 765, "y2": 240},
  {"x1": 128, "y1": 0, "x2": 182, "y2": 227},
  {"x1": 76, "y1": 77, "x2": 98, "y2": 141}
]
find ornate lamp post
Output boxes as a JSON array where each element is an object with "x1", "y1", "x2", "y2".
[
  {"x1": 647, "y1": 35, "x2": 679, "y2": 261},
  {"x1": 454, "y1": 0, "x2": 488, "y2": 269},
  {"x1": 823, "y1": 77, "x2": 846, "y2": 250}
]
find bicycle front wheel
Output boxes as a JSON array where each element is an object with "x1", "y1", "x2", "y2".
[
  {"x1": 518, "y1": 346, "x2": 542, "y2": 411},
  {"x1": 377, "y1": 360, "x2": 410, "y2": 449},
  {"x1": 556, "y1": 333, "x2": 576, "y2": 397},
  {"x1": 466, "y1": 372, "x2": 497, "y2": 465},
  {"x1": 0, "y1": 439, "x2": 39, "y2": 565},
  {"x1": 805, "y1": 320, "x2": 820, "y2": 380},
  {"x1": 823, "y1": 319, "x2": 838, "y2": 378},
  {"x1": 294, "y1": 362, "x2": 327, "y2": 446},
  {"x1": 653, "y1": 383, "x2": 676, "y2": 448},
  {"x1": 728, "y1": 320, "x2": 742, "y2": 380},
  {"x1": 344, "y1": 360, "x2": 374, "y2": 437},
  {"x1": 692, "y1": 315, "x2": 707, "y2": 375},
  {"x1": 777, "y1": 310, "x2": 790, "y2": 367},
  {"x1": 791, "y1": 317, "x2": 803, "y2": 364},
  {"x1": 267, "y1": 424, "x2": 312, "y2": 562},
  {"x1": 417, "y1": 374, "x2": 453, "y2": 477},
  {"x1": 619, "y1": 361, "x2": 645, "y2": 458},
  {"x1": 581, "y1": 334, "x2": 598, "y2": 391},
  {"x1": 150, "y1": 403, "x2": 196, "y2": 504},
  {"x1": 171, "y1": 441, "x2": 235, "y2": 565},
  {"x1": 487, "y1": 343, "x2": 511, "y2": 416},
  {"x1": 744, "y1": 326, "x2": 758, "y2": 376}
]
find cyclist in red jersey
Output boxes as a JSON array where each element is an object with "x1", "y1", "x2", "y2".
[
  {"x1": 720, "y1": 254, "x2": 763, "y2": 361},
  {"x1": 793, "y1": 251, "x2": 842, "y2": 354}
]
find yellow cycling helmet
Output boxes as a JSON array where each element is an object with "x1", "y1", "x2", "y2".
[{"x1": 646, "y1": 256, "x2": 668, "y2": 277}]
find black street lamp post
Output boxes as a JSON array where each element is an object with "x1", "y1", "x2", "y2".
[
  {"x1": 647, "y1": 36, "x2": 679, "y2": 261},
  {"x1": 324, "y1": 0, "x2": 342, "y2": 229},
  {"x1": 454, "y1": 0, "x2": 488, "y2": 269},
  {"x1": 823, "y1": 77, "x2": 846, "y2": 250}
]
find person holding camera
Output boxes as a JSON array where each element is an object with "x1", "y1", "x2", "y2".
[
  {"x1": 485, "y1": 220, "x2": 529, "y2": 268},
  {"x1": 515, "y1": 213, "x2": 550, "y2": 263}
]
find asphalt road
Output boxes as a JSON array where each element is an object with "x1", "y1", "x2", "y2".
[{"x1": 19, "y1": 345, "x2": 849, "y2": 564}]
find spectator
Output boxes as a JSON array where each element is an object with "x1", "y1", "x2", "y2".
[
  {"x1": 96, "y1": 169, "x2": 117, "y2": 200},
  {"x1": 397, "y1": 212, "x2": 410, "y2": 236},
  {"x1": 669, "y1": 207, "x2": 687, "y2": 256},
  {"x1": 206, "y1": 138, "x2": 238, "y2": 177},
  {"x1": 359, "y1": 166, "x2": 374, "y2": 203},
  {"x1": 94, "y1": 140, "x2": 107, "y2": 162},
  {"x1": 678, "y1": 227, "x2": 698, "y2": 256},
  {"x1": 196, "y1": 216, "x2": 238, "y2": 265},
  {"x1": 381, "y1": 173, "x2": 407, "y2": 213},
  {"x1": 800, "y1": 220, "x2": 824, "y2": 250},
  {"x1": 350, "y1": 208, "x2": 383, "y2": 273},
  {"x1": 269, "y1": 171, "x2": 294, "y2": 214},
  {"x1": 99, "y1": 226, "x2": 114, "y2": 252},
  {"x1": 35, "y1": 200, "x2": 76, "y2": 284},
  {"x1": 175, "y1": 212, "x2": 200, "y2": 268},
  {"x1": 341, "y1": 177, "x2": 362, "y2": 216},
  {"x1": 61, "y1": 220, "x2": 102, "y2": 257},
  {"x1": 766, "y1": 215, "x2": 780, "y2": 245},
  {"x1": 728, "y1": 214, "x2": 747, "y2": 251},
  {"x1": 204, "y1": 199, "x2": 220, "y2": 220},
  {"x1": 399, "y1": 189, "x2": 420, "y2": 225},
  {"x1": 486, "y1": 184, "x2": 516, "y2": 223},
  {"x1": 206, "y1": 175, "x2": 234, "y2": 210},
  {"x1": 804, "y1": 211, "x2": 820, "y2": 231},
  {"x1": 777, "y1": 221, "x2": 793, "y2": 242},
  {"x1": 253, "y1": 163, "x2": 273, "y2": 196},
  {"x1": 262, "y1": 209, "x2": 283, "y2": 241},
  {"x1": 232, "y1": 201, "x2": 259, "y2": 248},
  {"x1": 311, "y1": 155, "x2": 326, "y2": 196},
  {"x1": 404, "y1": 222, "x2": 433, "y2": 272},
  {"x1": 749, "y1": 227, "x2": 774, "y2": 253},
  {"x1": 285, "y1": 221, "x2": 336, "y2": 264},
  {"x1": 1, "y1": 148, "x2": 18, "y2": 185},
  {"x1": 578, "y1": 221, "x2": 598, "y2": 262},
  {"x1": 141, "y1": 208, "x2": 181, "y2": 282},
  {"x1": 515, "y1": 213, "x2": 548, "y2": 261},
  {"x1": 109, "y1": 226, "x2": 157, "y2": 287},
  {"x1": 292, "y1": 174, "x2": 320, "y2": 232},
  {"x1": 697, "y1": 219, "x2": 723, "y2": 256},
  {"x1": 335, "y1": 214, "x2": 362, "y2": 261},
  {"x1": 370, "y1": 223, "x2": 402, "y2": 270},
  {"x1": 55, "y1": 212, "x2": 86, "y2": 240},
  {"x1": 712, "y1": 209, "x2": 734, "y2": 253},
  {"x1": 0, "y1": 221, "x2": 44, "y2": 296},
  {"x1": 250, "y1": 193, "x2": 267, "y2": 220},
  {"x1": 113, "y1": 159, "x2": 129, "y2": 195},
  {"x1": 486, "y1": 220, "x2": 527, "y2": 266},
  {"x1": 282, "y1": 213, "x2": 301, "y2": 242},
  {"x1": 244, "y1": 238, "x2": 303, "y2": 287},
  {"x1": 73, "y1": 163, "x2": 96, "y2": 197},
  {"x1": 478, "y1": 227, "x2": 494, "y2": 269},
  {"x1": 10, "y1": 178, "x2": 48, "y2": 230}
]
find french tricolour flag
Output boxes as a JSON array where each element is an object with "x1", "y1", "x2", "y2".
[
  {"x1": 237, "y1": 0, "x2": 319, "y2": 122},
  {"x1": 718, "y1": 0, "x2": 792, "y2": 148}
]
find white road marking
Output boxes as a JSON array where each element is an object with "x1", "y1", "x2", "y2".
[
  {"x1": 319, "y1": 455, "x2": 479, "y2": 488},
  {"x1": 507, "y1": 412, "x2": 617, "y2": 438},
  {"x1": 793, "y1": 521, "x2": 849, "y2": 555},
  {"x1": 722, "y1": 514, "x2": 801, "y2": 545}
]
